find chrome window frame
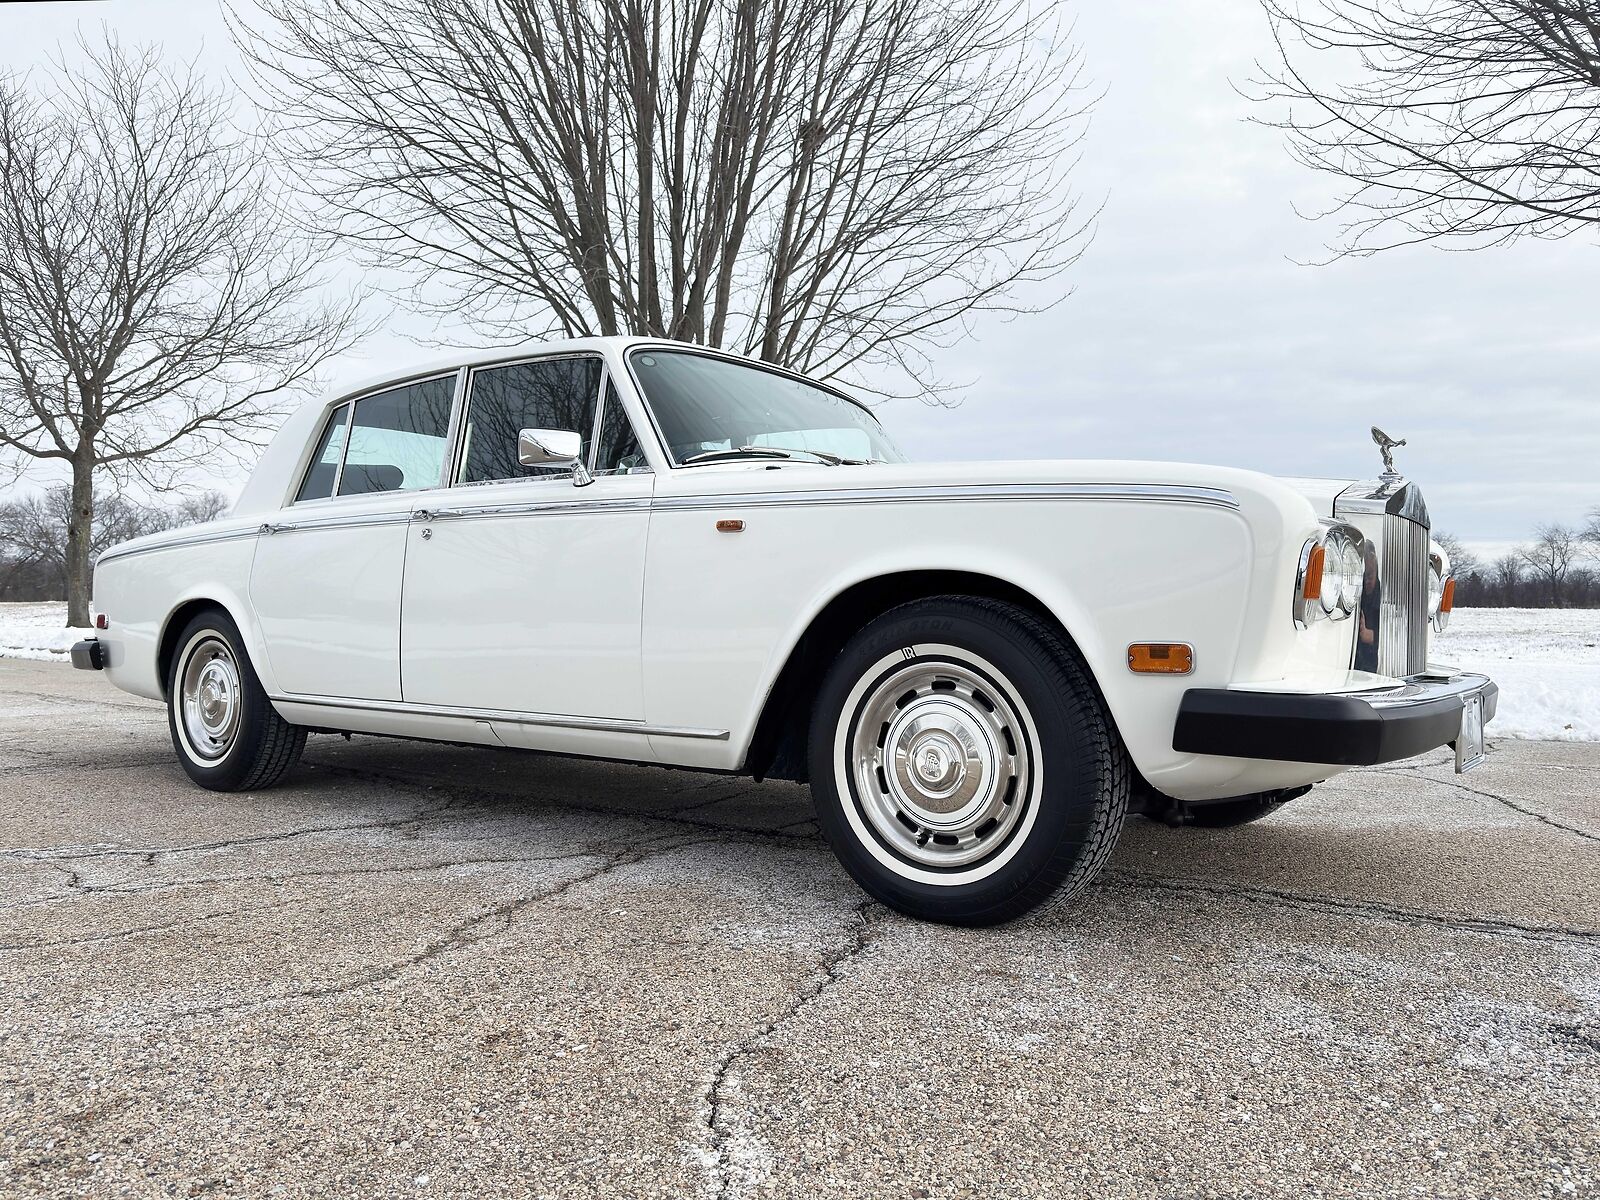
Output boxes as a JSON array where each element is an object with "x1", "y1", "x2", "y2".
[
  {"x1": 288, "y1": 368, "x2": 466, "y2": 507},
  {"x1": 619, "y1": 342, "x2": 898, "y2": 470},
  {"x1": 451, "y1": 350, "x2": 609, "y2": 489},
  {"x1": 590, "y1": 364, "x2": 653, "y2": 478},
  {"x1": 291, "y1": 401, "x2": 353, "y2": 505}
]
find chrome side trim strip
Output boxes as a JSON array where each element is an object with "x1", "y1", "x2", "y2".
[
  {"x1": 424, "y1": 496, "x2": 653, "y2": 521},
  {"x1": 260, "y1": 511, "x2": 416, "y2": 535},
  {"x1": 652, "y1": 482, "x2": 1241, "y2": 512},
  {"x1": 96, "y1": 527, "x2": 260, "y2": 567},
  {"x1": 99, "y1": 481, "x2": 1239, "y2": 565},
  {"x1": 268, "y1": 693, "x2": 730, "y2": 740}
]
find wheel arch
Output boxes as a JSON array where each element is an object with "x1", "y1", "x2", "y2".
[
  {"x1": 743, "y1": 569, "x2": 1105, "y2": 783},
  {"x1": 156, "y1": 594, "x2": 260, "y2": 699}
]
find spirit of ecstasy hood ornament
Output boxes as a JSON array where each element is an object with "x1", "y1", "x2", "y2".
[{"x1": 1371, "y1": 426, "x2": 1406, "y2": 479}]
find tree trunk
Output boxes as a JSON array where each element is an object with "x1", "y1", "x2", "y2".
[{"x1": 63, "y1": 453, "x2": 94, "y2": 628}]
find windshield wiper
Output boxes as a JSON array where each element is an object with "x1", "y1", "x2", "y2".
[{"x1": 681, "y1": 445, "x2": 852, "y2": 466}]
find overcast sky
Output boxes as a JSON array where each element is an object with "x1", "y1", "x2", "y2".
[{"x1": 5, "y1": 0, "x2": 1596, "y2": 558}]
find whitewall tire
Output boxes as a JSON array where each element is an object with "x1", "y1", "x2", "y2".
[
  {"x1": 808, "y1": 597, "x2": 1129, "y2": 925},
  {"x1": 166, "y1": 609, "x2": 305, "y2": 791}
]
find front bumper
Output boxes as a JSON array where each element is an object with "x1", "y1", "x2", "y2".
[
  {"x1": 1172, "y1": 672, "x2": 1497, "y2": 768},
  {"x1": 70, "y1": 639, "x2": 104, "y2": 671}
]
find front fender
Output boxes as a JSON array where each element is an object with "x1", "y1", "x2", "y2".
[{"x1": 640, "y1": 495, "x2": 1263, "y2": 780}]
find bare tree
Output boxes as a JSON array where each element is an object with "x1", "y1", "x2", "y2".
[
  {"x1": 1517, "y1": 522, "x2": 1585, "y2": 605},
  {"x1": 0, "y1": 485, "x2": 230, "y2": 603},
  {"x1": 1584, "y1": 505, "x2": 1600, "y2": 549},
  {"x1": 0, "y1": 37, "x2": 363, "y2": 625},
  {"x1": 233, "y1": 0, "x2": 1093, "y2": 396},
  {"x1": 1250, "y1": 0, "x2": 1600, "y2": 254},
  {"x1": 1493, "y1": 551, "x2": 1524, "y2": 597},
  {"x1": 1434, "y1": 530, "x2": 1479, "y2": 578}
]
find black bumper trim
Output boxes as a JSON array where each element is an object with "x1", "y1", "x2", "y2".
[
  {"x1": 70, "y1": 639, "x2": 104, "y2": 671},
  {"x1": 1173, "y1": 675, "x2": 1497, "y2": 767}
]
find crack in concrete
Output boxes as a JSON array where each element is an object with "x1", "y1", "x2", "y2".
[
  {"x1": 668, "y1": 785, "x2": 763, "y2": 815},
  {"x1": 1380, "y1": 764, "x2": 1600, "y2": 843},
  {"x1": 0, "y1": 799, "x2": 465, "y2": 865},
  {"x1": 696, "y1": 901, "x2": 885, "y2": 1199},
  {"x1": 1104, "y1": 870, "x2": 1600, "y2": 946},
  {"x1": 0, "y1": 894, "x2": 326, "y2": 953},
  {"x1": 0, "y1": 848, "x2": 619, "y2": 934},
  {"x1": 312, "y1": 761, "x2": 818, "y2": 845},
  {"x1": 158, "y1": 832, "x2": 705, "y2": 1023}
]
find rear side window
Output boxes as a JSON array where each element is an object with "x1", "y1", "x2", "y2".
[
  {"x1": 337, "y1": 377, "x2": 455, "y2": 496},
  {"x1": 459, "y1": 357, "x2": 602, "y2": 484},
  {"x1": 295, "y1": 405, "x2": 350, "y2": 502}
]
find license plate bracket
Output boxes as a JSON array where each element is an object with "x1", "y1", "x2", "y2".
[{"x1": 1455, "y1": 693, "x2": 1486, "y2": 773}]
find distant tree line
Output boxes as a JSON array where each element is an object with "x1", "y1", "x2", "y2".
[
  {"x1": 0, "y1": 487, "x2": 228, "y2": 603},
  {"x1": 1437, "y1": 512, "x2": 1600, "y2": 609}
]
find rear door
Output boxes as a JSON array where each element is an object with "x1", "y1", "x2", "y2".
[{"x1": 250, "y1": 373, "x2": 458, "y2": 700}]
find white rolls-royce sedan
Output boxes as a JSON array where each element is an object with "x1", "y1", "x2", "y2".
[{"x1": 74, "y1": 337, "x2": 1495, "y2": 924}]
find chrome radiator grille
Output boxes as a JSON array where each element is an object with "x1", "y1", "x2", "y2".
[{"x1": 1379, "y1": 513, "x2": 1430, "y2": 678}]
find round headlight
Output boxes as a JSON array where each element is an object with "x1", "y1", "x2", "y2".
[
  {"x1": 1319, "y1": 531, "x2": 1343, "y2": 616},
  {"x1": 1427, "y1": 556, "x2": 1444, "y2": 617},
  {"x1": 1318, "y1": 529, "x2": 1363, "y2": 620},
  {"x1": 1340, "y1": 539, "x2": 1364, "y2": 614}
]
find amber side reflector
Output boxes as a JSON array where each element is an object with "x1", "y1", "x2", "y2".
[
  {"x1": 1302, "y1": 544, "x2": 1326, "y2": 601},
  {"x1": 715, "y1": 519, "x2": 744, "y2": 533},
  {"x1": 1128, "y1": 643, "x2": 1194, "y2": 675},
  {"x1": 1440, "y1": 576, "x2": 1456, "y2": 613}
]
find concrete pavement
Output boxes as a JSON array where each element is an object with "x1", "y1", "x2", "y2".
[{"x1": 0, "y1": 658, "x2": 1595, "y2": 1198}]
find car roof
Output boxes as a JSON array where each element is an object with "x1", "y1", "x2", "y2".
[{"x1": 312, "y1": 335, "x2": 658, "y2": 409}]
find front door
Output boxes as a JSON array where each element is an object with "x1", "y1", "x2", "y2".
[
  {"x1": 250, "y1": 373, "x2": 457, "y2": 700},
  {"x1": 399, "y1": 356, "x2": 653, "y2": 722}
]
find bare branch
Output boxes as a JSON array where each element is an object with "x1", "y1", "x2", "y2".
[
  {"x1": 1245, "y1": 0, "x2": 1600, "y2": 256},
  {"x1": 232, "y1": 0, "x2": 1094, "y2": 398},
  {"x1": 0, "y1": 34, "x2": 367, "y2": 622}
]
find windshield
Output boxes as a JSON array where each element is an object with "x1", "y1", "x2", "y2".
[{"x1": 627, "y1": 349, "x2": 905, "y2": 466}]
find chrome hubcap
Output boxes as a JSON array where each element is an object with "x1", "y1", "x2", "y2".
[
  {"x1": 180, "y1": 636, "x2": 241, "y2": 761},
  {"x1": 848, "y1": 655, "x2": 1033, "y2": 869}
]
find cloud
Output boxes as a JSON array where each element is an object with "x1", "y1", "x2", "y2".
[{"x1": 2, "y1": 0, "x2": 1593, "y2": 548}]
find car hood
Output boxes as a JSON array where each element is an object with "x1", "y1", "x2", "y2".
[
  {"x1": 667, "y1": 458, "x2": 1348, "y2": 504},
  {"x1": 1272, "y1": 476, "x2": 1361, "y2": 519}
]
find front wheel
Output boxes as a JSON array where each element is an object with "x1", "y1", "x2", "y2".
[
  {"x1": 808, "y1": 597, "x2": 1129, "y2": 925},
  {"x1": 166, "y1": 609, "x2": 305, "y2": 791}
]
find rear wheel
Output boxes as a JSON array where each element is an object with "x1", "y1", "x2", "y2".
[
  {"x1": 166, "y1": 609, "x2": 305, "y2": 791},
  {"x1": 808, "y1": 597, "x2": 1129, "y2": 925}
]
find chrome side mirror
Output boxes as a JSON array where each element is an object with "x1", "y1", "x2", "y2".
[{"x1": 517, "y1": 428, "x2": 593, "y2": 487}]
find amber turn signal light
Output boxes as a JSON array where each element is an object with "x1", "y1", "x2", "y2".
[
  {"x1": 1301, "y1": 544, "x2": 1326, "y2": 601},
  {"x1": 1127, "y1": 643, "x2": 1194, "y2": 675},
  {"x1": 1440, "y1": 576, "x2": 1456, "y2": 614},
  {"x1": 715, "y1": 519, "x2": 744, "y2": 533}
]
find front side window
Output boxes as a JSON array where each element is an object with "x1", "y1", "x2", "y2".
[
  {"x1": 459, "y1": 356, "x2": 602, "y2": 484},
  {"x1": 337, "y1": 376, "x2": 455, "y2": 496},
  {"x1": 628, "y1": 349, "x2": 905, "y2": 466},
  {"x1": 296, "y1": 404, "x2": 350, "y2": 502},
  {"x1": 594, "y1": 380, "x2": 648, "y2": 475}
]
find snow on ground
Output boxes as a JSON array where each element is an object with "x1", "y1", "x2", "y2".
[
  {"x1": 1433, "y1": 607, "x2": 1600, "y2": 743},
  {"x1": 1, "y1": 601, "x2": 1595, "y2": 741},
  {"x1": 0, "y1": 602, "x2": 92, "y2": 663}
]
